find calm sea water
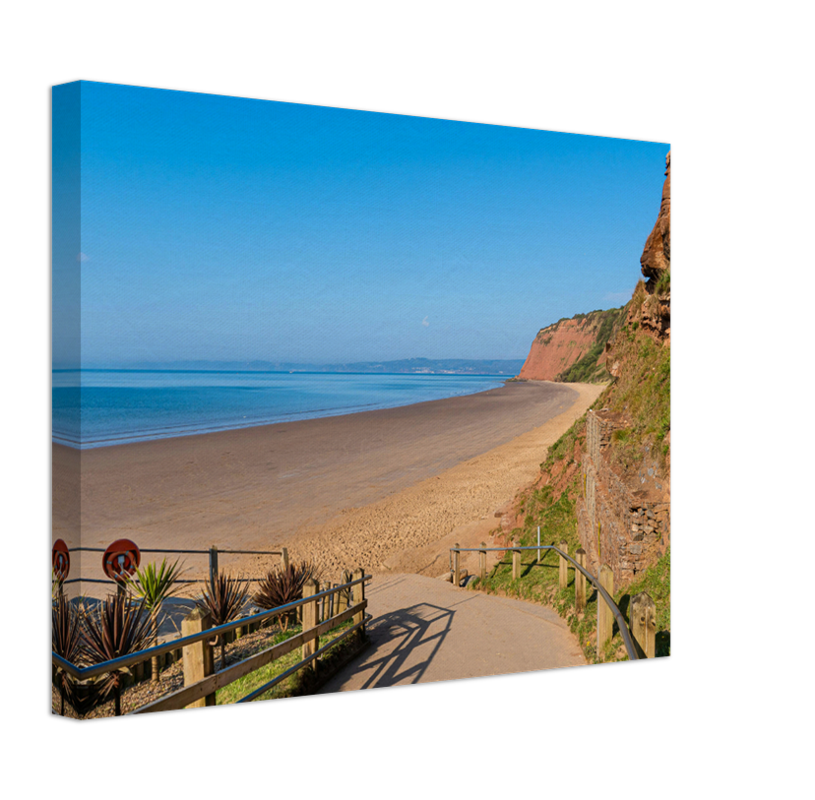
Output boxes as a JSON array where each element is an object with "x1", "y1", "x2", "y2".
[{"x1": 52, "y1": 370, "x2": 507, "y2": 449}]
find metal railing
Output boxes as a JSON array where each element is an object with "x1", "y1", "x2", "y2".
[
  {"x1": 52, "y1": 573, "x2": 372, "y2": 714},
  {"x1": 61, "y1": 544, "x2": 288, "y2": 586},
  {"x1": 450, "y1": 544, "x2": 640, "y2": 661}
]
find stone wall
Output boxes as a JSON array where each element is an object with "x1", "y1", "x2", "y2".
[{"x1": 577, "y1": 410, "x2": 670, "y2": 587}]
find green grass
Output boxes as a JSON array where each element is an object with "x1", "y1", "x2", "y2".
[
  {"x1": 654, "y1": 269, "x2": 670, "y2": 295},
  {"x1": 540, "y1": 417, "x2": 584, "y2": 472},
  {"x1": 614, "y1": 548, "x2": 671, "y2": 656},
  {"x1": 473, "y1": 465, "x2": 603, "y2": 659},
  {"x1": 216, "y1": 620, "x2": 356, "y2": 704},
  {"x1": 591, "y1": 303, "x2": 670, "y2": 475}
]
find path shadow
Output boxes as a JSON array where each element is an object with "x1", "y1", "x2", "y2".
[{"x1": 354, "y1": 602, "x2": 455, "y2": 689}]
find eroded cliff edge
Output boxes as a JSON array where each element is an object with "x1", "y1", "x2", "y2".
[{"x1": 518, "y1": 308, "x2": 625, "y2": 383}]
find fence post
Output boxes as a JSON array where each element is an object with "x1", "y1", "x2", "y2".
[
  {"x1": 630, "y1": 592, "x2": 657, "y2": 658},
  {"x1": 208, "y1": 546, "x2": 218, "y2": 588},
  {"x1": 512, "y1": 540, "x2": 521, "y2": 580},
  {"x1": 337, "y1": 570, "x2": 349, "y2": 615},
  {"x1": 479, "y1": 543, "x2": 487, "y2": 582},
  {"x1": 352, "y1": 567, "x2": 365, "y2": 642},
  {"x1": 574, "y1": 548, "x2": 587, "y2": 613},
  {"x1": 537, "y1": 526, "x2": 542, "y2": 563},
  {"x1": 281, "y1": 547, "x2": 289, "y2": 573},
  {"x1": 558, "y1": 540, "x2": 569, "y2": 591},
  {"x1": 302, "y1": 579, "x2": 319, "y2": 666},
  {"x1": 597, "y1": 564, "x2": 614, "y2": 661},
  {"x1": 453, "y1": 544, "x2": 460, "y2": 587},
  {"x1": 181, "y1": 607, "x2": 215, "y2": 708}
]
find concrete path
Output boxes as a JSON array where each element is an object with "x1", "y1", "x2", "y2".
[{"x1": 319, "y1": 573, "x2": 586, "y2": 693}]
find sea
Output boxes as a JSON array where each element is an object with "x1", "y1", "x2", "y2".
[{"x1": 52, "y1": 369, "x2": 508, "y2": 449}]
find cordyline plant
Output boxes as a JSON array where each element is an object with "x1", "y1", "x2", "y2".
[
  {"x1": 52, "y1": 591, "x2": 85, "y2": 716},
  {"x1": 82, "y1": 592, "x2": 153, "y2": 716},
  {"x1": 125, "y1": 558, "x2": 187, "y2": 682},
  {"x1": 197, "y1": 571, "x2": 250, "y2": 670},
  {"x1": 253, "y1": 561, "x2": 317, "y2": 632},
  {"x1": 52, "y1": 568, "x2": 64, "y2": 601}
]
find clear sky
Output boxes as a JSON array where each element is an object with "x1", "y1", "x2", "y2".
[{"x1": 52, "y1": 81, "x2": 669, "y2": 368}]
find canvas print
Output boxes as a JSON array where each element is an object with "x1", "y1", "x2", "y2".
[{"x1": 52, "y1": 81, "x2": 670, "y2": 718}]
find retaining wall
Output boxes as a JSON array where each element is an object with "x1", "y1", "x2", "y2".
[{"x1": 577, "y1": 410, "x2": 670, "y2": 587}]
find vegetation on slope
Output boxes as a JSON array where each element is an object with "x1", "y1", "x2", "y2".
[
  {"x1": 594, "y1": 282, "x2": 671, "y2": 475},
  {"x1": 555, "y1": 307, "x2": 626, "y2": 383},
  {"x1": 471, "y1": 288, "x2": 670, "y2": 660},
  {"x1": 471, "y1": 428, "x2": 670, "y2": 660},
  {"x1": 216, "y1": 620, "x2": 359, "y2": 704}
]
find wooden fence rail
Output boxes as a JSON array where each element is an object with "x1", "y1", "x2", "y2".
[{"x1": 53, "y1": 573, "x2": 371, "y2": 704}]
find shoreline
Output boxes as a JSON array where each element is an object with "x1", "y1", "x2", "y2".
[
  {"x1": 53, "y1": 380, "x2": 604, "y2": 592},
  {"x1": 53, "y1": 373, "x2": 511, "y2": 450}
]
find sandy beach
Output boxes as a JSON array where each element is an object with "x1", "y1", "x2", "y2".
[{"x1": 53, "y1": 380, "x2": 604, "y2": 590}]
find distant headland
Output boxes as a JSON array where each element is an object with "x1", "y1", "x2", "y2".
[{"x1": 72, "y1": 358, "x2": 527, "y2": 376}]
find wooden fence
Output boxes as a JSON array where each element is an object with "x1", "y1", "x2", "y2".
[
  {"x1": 450, "y1": 543, "x2": 655, "y2": 661},
  {"x1": 52, "y1": 569, "x2": 371, "y2": 715}
]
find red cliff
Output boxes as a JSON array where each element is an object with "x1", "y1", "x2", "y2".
[
  {"x1": 632, "y1": 150, "x2": 671, "y2": 343},
  {"x1": 640, "y1": 151, "x2": 671, "y2": 286},
  {"x1": 518, "y1": 308, "x2": 625, "y2": 382},
  {"x1": 519, "y1": 319, "x2": 599, "y2": 381}
]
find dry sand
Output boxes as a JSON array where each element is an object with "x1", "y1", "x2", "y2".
[{"x1": 53, "y1": 380, "x2": 603, "y2": 590}]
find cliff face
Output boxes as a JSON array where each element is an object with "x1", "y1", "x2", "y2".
[
  {"x1": 518, "y1": 308, "x2": 624, "y2": 383},
  {"x1": 625, "y1": 150, "x2": 672, "y2": 345},
  {"x1": 640, "y1": 151, "x2": 671, "y2": 286},
  {"x1": 577, "y1": 150, "x2": 671, "y2": 586},
  {"x1": 505, "y1": 151, "x2": 671, "y2": 589}
]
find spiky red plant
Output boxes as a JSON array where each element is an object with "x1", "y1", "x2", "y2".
[
  {"x1": 197, "y1": 572, "x2": 250, "y2": 669},
  {"x1": 82, "y1": 592, "x2": 153, "y2": 716},
  {"x1": 52, "y1": 591, "x2": 85, "y2": 716},
  {"x1": 253, "y1": 561, "x2": 316, "y2": 631}
]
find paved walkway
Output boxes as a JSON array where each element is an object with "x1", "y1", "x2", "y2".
[{"x1": 319, "y1": 573, "x2": 586, "y2": 693}]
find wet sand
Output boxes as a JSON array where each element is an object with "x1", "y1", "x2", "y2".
[{"x1": 53, "y1": 380, "x2": 604, "y2": 590}]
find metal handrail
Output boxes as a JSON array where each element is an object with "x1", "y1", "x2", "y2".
[
  {"x1": 67, "y1": 547, "x2": 283, "y2": 555},
  {"x1": 52, "y1": 574, "x2": 372, "y2": 680},
  {"x1": 451, "y1": 545, "x2": 640, "y2": 660},
  {"x1": 60, "y1": 545, "x2": 285, "y2": 585}
]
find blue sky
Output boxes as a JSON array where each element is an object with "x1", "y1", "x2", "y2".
[{"x1": 52, "y1": 81, "x2": 668, "y2": 367}]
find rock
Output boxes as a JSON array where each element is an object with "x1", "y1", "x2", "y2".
[
  {"x1": 640, "y1": 151, "x2": 671, "y2": 285},
  {"x1": 439, "y1": 572, "x2": 453, "y2": 582}
]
